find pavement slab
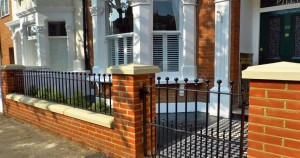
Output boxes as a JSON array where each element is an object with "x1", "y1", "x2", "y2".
[{"x1": 0, "y1": 114, "x2": 110, "y2": 158}]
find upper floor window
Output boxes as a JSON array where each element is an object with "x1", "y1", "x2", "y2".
[
  {"x1": 106, "y1": 0, "x2": 133, "y2": 66},
  {"x1": 0, "y1": 0, "x2": 9, "y2": 17},
  {"x1": 48, "y1": 21, "x2": 67, "y2": 36},
  {"x1": 27, "y1": 25, "x2": 37, "y2": 40},
  {"x1": 153, "y1": 0, "x2": 180, "y2": 72},
  {"x1": 153, "y1": 0, "x2": 179, "y2": 31},
  {"x1": 106, "y1": 0, "x2": 133, "y2": 35}
]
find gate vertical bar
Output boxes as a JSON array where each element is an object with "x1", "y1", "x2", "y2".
[
  {"x1": 142, "y1": 84, "x2": 148, "y2": 157},
  {"x1": 216, "y1": 80, "x2": 222, "y2": 157},
  {"x1": 149, "y1": 77, "x2": 153, "y2": 156},
  {"x1": 205, "y1": 80, "x2": 210, "y2": 158},
  {"x1": 157, "y1": 77, "x2": 161, "y2": 157},
  {"x1": 228, "y1": 81, "x2": 234, "y2": 157},
  {"x1": 194, "y1": 78, "x2": 199, "y2": 157},
  {"x1": 174, "y1": 77, "x2": 178, "y2": 157}
]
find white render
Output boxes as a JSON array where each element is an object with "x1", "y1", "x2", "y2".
[
  {"x1": 181, "y1": 0, "x2": 197, "y2": 80},
  {"x1": 210, "y1": 0, "x2": 232, "y2": 118},
  {"x1": 131, "y1": 0, "x2": 153, "y2": 65},
  {"x1": 6, "y1": 0, "x2": 84, "y2": 71},
  {"x1": 90, "y1": 0, "x2": 108, "y2": 73}
]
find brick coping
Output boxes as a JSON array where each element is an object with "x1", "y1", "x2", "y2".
[
  {"x1": 242, "y1": 62, "x2": 300, "y2": 81},
  {"x1": 6, "y1": 93, "x2": 114, "y2": 128}
]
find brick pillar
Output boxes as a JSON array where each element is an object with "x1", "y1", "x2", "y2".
[
  {"x1": 243, "y1": 62, "x2": 300, "y2": 158},
  {"x1": 107, "y1": 64, "x2": 159, "y2": 158},
  {"x1": 1, "y1": 65, "x2": 26, "y2": 113}
]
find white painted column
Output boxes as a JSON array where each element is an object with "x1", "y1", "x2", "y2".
[
  {"x1": 131, "y1": 0, "x2": 152, "y2": 65},
  {"x1": 66, "y1": 25, "x2": 76, "y2": 71},
  {"x1": 36, "y1": 25, "x2": 49, "y2": 66},
  {"x1": 35, "y1": 12, "x2": 50, "y2": 67},
  {"x1": 181, "y1": 0, "x2": 197, "y2": 79},
  {"x1": 90, "y1": 0, "x2": 107, "y2": 73},
  {"x1": 20, "y1": 25, "x2": 28, "y2": 65},
  {"x1": 209, "y1": 0, "x2": 232, "y2": 118}
]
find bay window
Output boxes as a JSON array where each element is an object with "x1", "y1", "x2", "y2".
[{"x1": 92, "y1": 0, "x2": 196, "y2": 79}]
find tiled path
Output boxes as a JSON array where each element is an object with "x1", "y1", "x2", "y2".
[{"x1": 157, "y1": 119, "x2": 248, "y2": 158}]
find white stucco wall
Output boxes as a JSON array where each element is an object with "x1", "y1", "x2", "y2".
[
  {"x1": 240, "y1": 0, "x2": 253, "y2": 54},
  {"x1": 17, "y1": 0, "x2": 36, "y2": 11},
  {"x1": 74, "y1": 0, "x2": 84, "y2": 61},
  {"x1": 35, "y1": 0, "x2": 73, "y2": 7}
]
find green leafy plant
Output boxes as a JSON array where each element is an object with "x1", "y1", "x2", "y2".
[
  {"x1": 91, "y1": 100, "x2": 113, "y2": 114},
  {"x1": 36, "y1": 88, "x2": 65, "y2": 102},
  {"x1": 27, "y1": 85, "x2": 38, "y2": 96},
  {"x1": 66, "y1": 92, "x2": 88, "y2": 108}
]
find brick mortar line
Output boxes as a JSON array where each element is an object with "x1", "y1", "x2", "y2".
[
  {"x1": 250, "y1": 105, "x2": 300, "y2": 112},
  {"x1": 249, "y1": 126, "x2": 300, "y2": 142},
  {"x1": 249, "y1": 117, "x2": 300, "y2": 128},
  {"x1": 251, "y1": 87, "x2": 300, "y2": 93},
  {"x1": 247, "y1": 147, "x2": 285, "y2": 157}
]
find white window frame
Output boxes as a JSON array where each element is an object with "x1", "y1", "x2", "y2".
[
  {"x1": 92, "y1": 0, "x2": 196, "y2": 80},
  {"x1": 0, "y1": 0, "x2": 9, "y2": 17},
  {"x1": 106, "y1": 32, "x2": 134, "y2": 66},
  {"x1": 27, "y1": 24, "x2": 37, "y2": 40}
]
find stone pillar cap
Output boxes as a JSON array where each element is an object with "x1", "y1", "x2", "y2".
[
  {"x1": 1, "y1": 65, "x2": 26, "y2": 70},
  {"x1": 107, "y1": 64, "x2": 160, "y2": 75},
  {"x1": 242, "y1": 62, "x2": 300, "y2": 81}
]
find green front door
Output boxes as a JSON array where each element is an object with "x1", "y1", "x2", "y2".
[{"x1": 259, "y1": 8, "x2": 300, "y2": 64}]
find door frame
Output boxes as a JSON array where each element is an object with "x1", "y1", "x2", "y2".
[
  {"x1": 259, "y1": 8, "x2": 300, "y2": 64},
  {"x1": 248, "y1": 0, "x2": 300, "y2": 65}
]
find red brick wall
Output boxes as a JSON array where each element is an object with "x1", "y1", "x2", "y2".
[
  {"x1": 197, "y1": 1, "x2": 240, "y2": 90},
  {"x1": 2, "y1": 68, "x2": 156, "y2": 158},
  {"x1": 230, "y1": 0, "x2": 241, "y2": 92},
  {"x1": 197, "y1": 0, "x2": 215, "y2": 83},
  {"x1": 248, "y1": 80, "x2": 300, "y2": 158},
  {"x1": 0, "y1": 0, "x2": 14, "y2": 65}
]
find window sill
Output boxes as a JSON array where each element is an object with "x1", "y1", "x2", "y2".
[
  {"x1": 0, "y1": 13, "x2": 9, "y2": 18},
  {"x1": 6, "y1": 93, "x2": 114, "y2": 128}
]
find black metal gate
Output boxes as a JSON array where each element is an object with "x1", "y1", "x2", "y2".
[{"x1": 142, "y1": 77, "x2": 247, "y2": 158}]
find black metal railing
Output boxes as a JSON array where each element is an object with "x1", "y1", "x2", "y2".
[
  {"x1": 142, "y1": 77, "x2": 248, "y2": 158},
  {"x1": 12, "y1": 70, "x2": 113, "y2": 115}
]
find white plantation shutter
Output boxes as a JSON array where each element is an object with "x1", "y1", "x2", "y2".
[
  {"x1": 126, "y1": 37, "x2": 133, "y2": 64},
  {"x1": 108, "y1": 35, "x2": 133, "y2": 66},
  {"x1": 153, "y1": 33, "x2": 179, "y2": 72},
  {"x1": 108, "y1": 39, "x2": 115, "y2": 66},
  {"x1": 167, "y1": 35, "x2": 179, "y2": 71},
  {"x1": 153, "y1": 35, "x2": 164, "y2": 70}
]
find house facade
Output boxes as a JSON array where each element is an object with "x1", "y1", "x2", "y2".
[
  {"x1": 2, "y1": 0, "x2": 300, "y2": 116},
  {"x1": 6, "y1": 0, "x2": 88, "y2": 71}
]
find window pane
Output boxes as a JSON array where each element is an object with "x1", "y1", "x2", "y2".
[
  {"x1": 27, "y1": 25, "x2": 37, "y2": 37},
  {"x1": 153, "y1": 0, "x2": 179, "y2": 31},
  {"x1": 1, "y1": 0, "x2": 8, "y2": 16},
  {"x1": 48, "y1": 22, "x2": 67, "y2": 36},
  {"x1": 106, "y1": 0, "x2": 133, "y2": 35}
]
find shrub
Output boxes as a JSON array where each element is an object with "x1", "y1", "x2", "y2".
[
  {"x1": 91, "y1": 100, "x2": 113, "y2": 114},
  {"x1": 27, "y1": 85, "x2": 38, "y2": 96},
  {"x1": 36, "y1": 88, "x2": 65, "y2": 102}
]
